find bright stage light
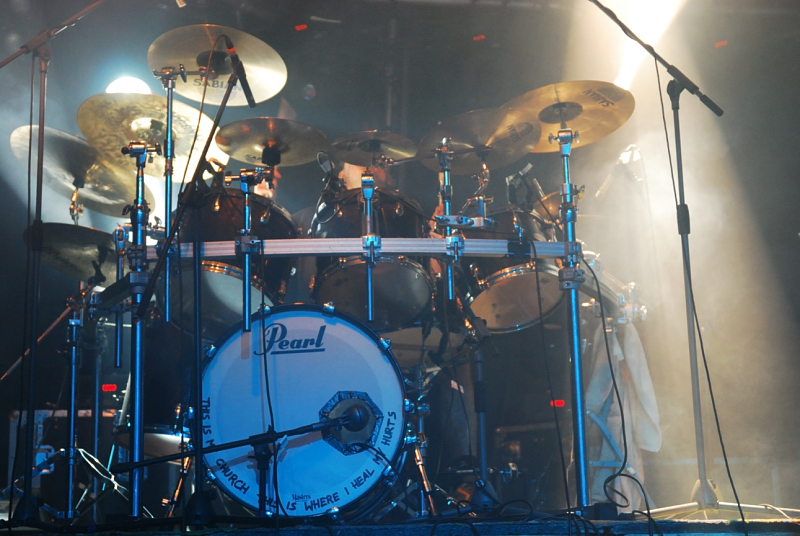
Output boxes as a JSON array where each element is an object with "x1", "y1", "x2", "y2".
[
  {"x1": 106, "y1": 76, "x2": 152, "y2": 94},
  {"x1": 613, "y1": 0, "x2": 687, "y2": 90}
]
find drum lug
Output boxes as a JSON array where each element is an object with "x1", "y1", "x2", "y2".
[
  {"x1": 404, "y1": 399, "x2": 414, "y2": 413},
  {"x1": 379, "y1": 338, "x2": 391, "y2": 351},
  {"x1": 323, "y1": 302, "x2": 335, "y2": 314},
  {"x1": 382, "y1": 465, "x2": 396, "y2": 483}
]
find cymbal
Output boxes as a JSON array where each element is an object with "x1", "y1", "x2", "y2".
[
  {"x1": 22, "y1": 223, "x2": 119, "y2": 282},
  {"x1": 10, "y1": 126, "x2": 155, "y2": 217},
  {"x1": 330, "y1": 131, "x2": 417, "y2": 167},
  {"x1": 147, "y1": 24, "x2": 287, "y2": 107},
  {"x1": 417, "y1": 108, "x2": 541, "y2": 175},
  {"x1": 502, "y1": 80, "x2": 634, "y2": 153},
  {"x1": 532, "y1": 191, "x2": 561, "y2": 222},
  {"x1": 215, "y1": 117, "x2": 328, "y2": 167},
  {"x1": 77, "y1": 93, "x2": 229, "y2": 182}
]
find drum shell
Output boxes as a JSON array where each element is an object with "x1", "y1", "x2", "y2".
[
  {"x1": 460, "y1": 210, "x2": 562, "y2": 333},
  {"x1": 311, "y1": 188, "x2": 433, "y2": 332},
  {"x1": 159, "y1": 188, "x2": 298, "y2": 341}
]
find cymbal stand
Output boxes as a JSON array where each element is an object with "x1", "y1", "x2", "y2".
[
  {"x1": 435, "y1": 140, "x2": 457, "y2": 300},
  {"x1": 550, "y1": 127, "x2": 590, "y2": 509},
  {"x1": 153, "y1": 64, "x2": 187, "y2": 325},
  {"x1": 361, "y1": 169, "x2": 378, "y2": 321},
  {"x1": 225, "y1": 146, "x2": 279, "y2": 332},
  {"x1": 122, "y1": 140, "x2": 159, "y2": 518},
  {"x1": 405, "y1": 365, "x2": 438, "y2": 517},
  {"x1": 459, "y1": 162, "x2": 494, "y2": 230},
  {"x1": 69, "y1": 188, "x2": 83, "y2": 225}
]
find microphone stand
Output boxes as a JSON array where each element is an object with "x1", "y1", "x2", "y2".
[
  {"x1": 584, "y1": 0, "x2": 799, "y2": 520},
  {"x1": 0, "y1": 0, "x2": 111, "y2": 524}
]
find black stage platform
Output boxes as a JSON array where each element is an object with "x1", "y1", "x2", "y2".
[{"x1": 2, "y1": 519, "x2": 800, "y2": 536}]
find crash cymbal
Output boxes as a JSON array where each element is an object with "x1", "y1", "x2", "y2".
[
  {"x1": 10, "y1": 126, "x2": 154, "y2": 217},
  {"x1": 215, "y1": 117, "x2": 327, "y2": 167},
  {"x1": 330, "y1": 131, "x2": 417, "y2": 167},
  {"x1": 23, "y1": 223, "x2": 119, "y2": 282},
  {"x1": 77, "y1": 93, "x2": 229, "y2": 182},
  {"x1": 147, "y1": 24, "x2": 287, "y2": 107},
  {"x1": 502, "y1": 80, "x2": 634, "y2": 153},
  {"x1": 417, "y1": 108, "x2": 541, "y2": 175}
]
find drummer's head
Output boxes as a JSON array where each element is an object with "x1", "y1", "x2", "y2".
[{"x1": 338, "y1": 162, "x2": 395, "y2": 190}]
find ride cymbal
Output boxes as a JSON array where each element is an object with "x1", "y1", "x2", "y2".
[
  {"x1": 215, "y1": 117, "x2": 328, "y2": 167},
  {"x1": 330, "y1": 131, "x2": 417, "y2": 167},
  {"x1": 22, "y1": 223, "x2": 119, "y2": 282},
  {"x1": 77, "y1": 93, "x2": 229, "y2": 182},
  {"x1": 417, "y1": 108, "x2": 541, "y2": 175},
  {"x1": 10, "y1": 126, "x2": 153, "y2": 217},
  {"x1": 148, "y1": 24, "x2": 287, "y2": 107},
  {"x1": 502, "y1": 80, "x2": 634, "y2": 152}
]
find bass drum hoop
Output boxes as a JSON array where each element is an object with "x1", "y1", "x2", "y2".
[{"x1": 202, "y1": 303, "x2": 408, "y2": 521}]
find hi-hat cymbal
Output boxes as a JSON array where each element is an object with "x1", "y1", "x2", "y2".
[
  {"x1": 502, "y1": 80, "x2": 634, "y2": 153},
  {"x1": 417, "y1": 108, "x2": 541, "y2": 175},
  {"x1": 77, "y1": 93, "x2": 229, "y2": 182},
  {"x1": 330, "y1": 131, "x2": 417, "y2": 167},
  {"x1": 10, "y1": 126, "x2": 154, "y2": 217},
  {"x1": 215, "y1": 117, "x2": 328, "y2": 167},
  {"x1": 22, "y1": 223, "x2": 119, "y2": 282},
  {"x1": 147, "y1": 24, "x2": 287, "y2": 107}
]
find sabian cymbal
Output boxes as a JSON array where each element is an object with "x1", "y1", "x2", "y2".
[
  {"x1": 147, "y1": 24, "x2": 287, "y2": 107},
  {"x1": 502, "y1": 80, "x2": 634, "y2": 152},
  {"x1": 417, "y1": 108, "x2": 541, "y2": 175},
  {"x1": 22, "y1": 223, "x2": 119, "y2": 282},
  {"x1": 330, "y1": 131, "x2": 417, "y2": 167},
  {"x1": 10, "y1": 126, "x2": 154, "y2": 217},
  {"x1": 77, "y1": 93, "x2": 229, "y2": 182},
  {"x1": 215, "y1": 117, "x2": 328, "y2": 167}
]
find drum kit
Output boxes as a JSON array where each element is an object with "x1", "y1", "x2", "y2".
[{"x1": 7, "y1": 22, "x2": 649, "y2": 526}]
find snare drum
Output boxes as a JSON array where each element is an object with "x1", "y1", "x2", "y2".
[
  {"x1": 461, "y1": 210, "x2": 562, "y2": 333},
  {"x1": 203, "y1": 304, "x2": 407, "y2": 519},
  {"x1": 311, "y1": 188, "x2": 433, "y2": 333},
  {"x1": 157, "y1": 188, "x2": 298, "y2": 342}
]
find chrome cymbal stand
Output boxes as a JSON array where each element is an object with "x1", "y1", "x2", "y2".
[
  {"x1": 153, "y1": 65, "x2": 187, "y2": 325},
  {"x1": 434, "y1": 140, "x2": 457, "y2": 301},
  {"x1": 550, "y1": 127, "x2": 590, "y2": 509},
  {"x1": 360, "y1": 169, "x2": 379, "y2": 321},
  {"x1": 122, "y1": 140, "x2": 160, "y2": 518},
  {"x1": 224, "y1": 147, "x2": 278, "y2": 332}
]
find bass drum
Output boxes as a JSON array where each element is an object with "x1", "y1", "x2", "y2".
[
  {"x1": 461, "y1": 210, "x2": 562, "y2": 333},
  {"x1": 203, "y1": 304, "x2": 407, "y2": 519},
  {"x1": 158, "y1": 188, "x2": 298, "y2": 342},
  {"x1": 311, "y1": 188, "x2": 433, "y2": 333}
]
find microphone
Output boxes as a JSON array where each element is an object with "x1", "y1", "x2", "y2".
[
  {"x1": 341, "y1": 402, "x2": 370, "y2": 432},
  {"x1": 223, "y1": 35, "x2": 256, "y2": 108},
  {"x1": 595, "y1": 144, "x2": 645, "y2": 200}
]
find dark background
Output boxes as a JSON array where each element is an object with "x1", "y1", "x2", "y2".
[{"x1": 2, "y1": 0, "x2": 800, "y2": 513}]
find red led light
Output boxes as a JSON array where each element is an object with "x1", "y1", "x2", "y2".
[
  {"x1": 550, "y1": 399, "x2": 565, "y2": 407},
  {"x1": 295, "y1": 24, "x2": 308, "y2": 31},
  {"x1": 715, "y1": 41, "x2": 728, "y2": 48},
  {"x1": 101, "y1": 384, "x2": 117, "y2": 392},
  {"x1": 473, "y1": 35, "x2": 486, "y2": 41}
]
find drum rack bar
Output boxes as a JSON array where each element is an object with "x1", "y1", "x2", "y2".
[{"x1": 147, "y1": 237, "x2": 576, "y2": 259}]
